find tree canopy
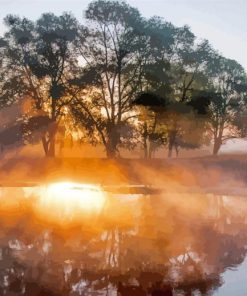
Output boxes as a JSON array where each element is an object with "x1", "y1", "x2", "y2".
[{"x1": 0, "y1": 0, "x2": 247, "y2": 158}]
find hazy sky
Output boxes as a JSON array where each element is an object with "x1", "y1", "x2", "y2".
[{"x1": 0, "y1": 0, "x2": 246, "y2": 70}]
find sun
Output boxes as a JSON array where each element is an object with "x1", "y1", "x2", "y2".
[{"x1": 37, "y1": 182, "x2": 106, "y2": 221}]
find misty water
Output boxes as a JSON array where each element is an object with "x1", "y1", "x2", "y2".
[{"x1": 0, "y1": 186, "x2": 247, "y2": 295}]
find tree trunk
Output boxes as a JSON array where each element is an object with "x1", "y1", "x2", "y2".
[
  {"x1": 42, "y1": 136, "x2": 49, "y2": 156},
  {"x1": 167, "y1": 131, "x2": 176, "y2": 158},
  {"x1": 213, "y1": 137, "x2": 222, "y2": 155},
  {"x1": 143, "y1": 122, "x2": 148, "y2": 159},
  {"x1": 106, "y1": 147, "x2": 117, "y2": 158},
  {"x1": 106, "y1": 136, "x2": 118, "y2": 158},
  {"x1": 148, "y1": 141, "x2": 155, "y2": 159},
  {"x1": 41, "y1": 122, "x2": 57, "y2": 157},
  {"x1": 175, "y1": 143, "x2": 179, "y2": 157},
  {"x1": 168, "y1": 146, "x2": 173, "y2": 158},
  {"x1": 213, "y1": 127, "x2": 224, "y2": 155},
  {"x1": 105, "y1": 124, "x2": 120, "y2": 158},
  {"x1": 148, "y1": 115, "x2": 157, "y2": 159},
  {"x1": 47, "y1": 131, "x2": 56, "y2": 157}
]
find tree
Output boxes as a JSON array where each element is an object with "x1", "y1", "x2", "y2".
[
  {"x1": 233, "y1": 110, "x2": 247, "y2": 139},
  {"x1": 130, "y1": 17, "x2": 175, "y2": 158},
  {"x1": 135, "y1": 17, "x2": 213, "y2": 158},
  {"x1": 133, "y1": 92, "x2": 168, "y2": 158},
  {"x1": 164, "y1": 39, "x2": 213, "y2": 157},
  {"x1": 134, "y1": 91, "x2": 210, "y2": 158},
  {"x1": 1, "y1": 1, "x2": 247, "y2": 159},
  {"x1": 2, "y1": 13, "x2": 78, "y2": 156},
  {"x1": 70, "y1": 0, "x2": 148, "y2": 158},
  {"x1": 163, "y1": 101, "x2": 210, "y2": 158},
  {"x1": 206, "y1": 56, "x2": 247, "y2": 155}
]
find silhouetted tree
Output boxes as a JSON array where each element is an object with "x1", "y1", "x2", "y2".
[
  {"x1": 206, "y1": 56, "x2": 247, "y2": 155},
  {"x1": 0, "y1": 0, "x2": 247, "y2": 158},
  {"x1": 134, "y1": 91, "x2": 211, "y2": 158},
  {"x1": 70, "y1": 0, "x2": 148, "y2": 157},
  {"x1": 133, "y1": 92, "x2": 167, "y2": 158},
  {"x1": 2, "y1": 13, "x2": 78, "y2": 156}
]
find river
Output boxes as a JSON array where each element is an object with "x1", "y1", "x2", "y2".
[{"x1": 0, "y1": 184, "x2": 246, "y2": 295}]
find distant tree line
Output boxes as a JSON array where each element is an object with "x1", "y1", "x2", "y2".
[{"x1": 0, "y1": 0, "x2": 247, "y2": 158}]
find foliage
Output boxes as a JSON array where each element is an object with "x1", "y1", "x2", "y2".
[{"x1": 0, "y1": 0, "x2": 247, "y2": 157}]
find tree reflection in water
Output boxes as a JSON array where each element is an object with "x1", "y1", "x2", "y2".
[{"x1": 0, "y1": 189, "x2": 246, "y2": 295}]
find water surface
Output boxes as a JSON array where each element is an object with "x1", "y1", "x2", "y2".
[{"x1": 0, "y1": 185, "x2": 246, "y2": 295}]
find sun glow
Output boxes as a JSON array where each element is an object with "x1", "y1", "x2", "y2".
[{"x1": 37, "y1": 182, "x2": 106, "y2": 221}]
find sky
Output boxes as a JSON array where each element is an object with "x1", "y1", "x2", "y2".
[{"x1": 0, "y1": 0, "x2": 247, "y2": 70}]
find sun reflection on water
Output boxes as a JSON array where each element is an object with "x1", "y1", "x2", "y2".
[{"x1": 37, "y1": 182, "x2": 106, "y2": 221}]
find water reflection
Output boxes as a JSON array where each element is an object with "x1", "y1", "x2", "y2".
[{"x1": 0, "y1": 186, "x2": 246, "y2": 295}]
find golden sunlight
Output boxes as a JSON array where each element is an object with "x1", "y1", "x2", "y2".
[{"x1": 37, "y1": 182, "x2": 106, "y2": 221}]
